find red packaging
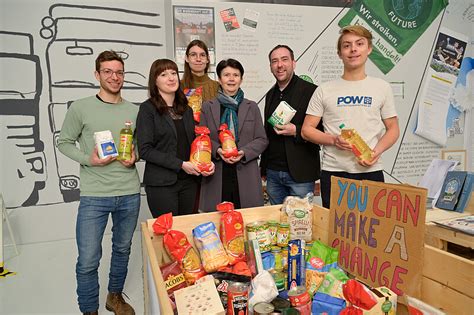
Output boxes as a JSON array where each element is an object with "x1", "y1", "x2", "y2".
[
  {"x1": 153, "y1": 213, "x2": 206, "y2": 285},
  {"x1": 288, "y1": 286, "x2": 311, "y2": 307},
  {"x1": 190, "y1": 126, "x2": 212, "y2": 172},
  {"x1": 217, "y1": 202, "x2": 246, "y2": 264},
  {"x1": 340, "y1": 279, "x2": 378, "y2": 315},
  {"x1": 184, "y1": 87, "x2": 203, "y2": 123},
  {"x1": 218, "y1": 123, "x2": 238, "y2": 158},
  {"x1": 227, "y1": 282, "x2": 249, "y2": 315},
  {"x1": 160, "y1": 260, "x2": 187, "y2": 310}
]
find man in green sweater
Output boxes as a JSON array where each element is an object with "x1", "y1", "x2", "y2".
[{"x1": 57, "y1": 51, "x2": 140, "y2": 315}]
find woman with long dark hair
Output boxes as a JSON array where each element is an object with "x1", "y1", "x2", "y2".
[{"x1": 137, "y1": 59, "x2": 214, "y2": 217}]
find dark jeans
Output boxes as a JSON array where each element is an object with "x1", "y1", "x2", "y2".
[
  {"x1": 320, "y1": 170, "x2": 384, "y2": 209},
  {"x1": 145, "y1": 177, "x2": 197, "y2": 218}
]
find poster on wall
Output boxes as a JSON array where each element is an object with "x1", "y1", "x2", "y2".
[
  {"x1": 328, "y1": 176, "x2": 427, "y2": 297},
  {"x1": 173, "y1": 6, "x2": 215, "y2": 65},
  {"x1": 339, "y1": 0, "x2": 448, "y2": 74},
  {"x1": 415, "y1": 28, "x2": 468, "y2": 146}
]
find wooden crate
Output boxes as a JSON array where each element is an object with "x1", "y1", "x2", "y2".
[{"x1": 141, "y1": 204, "x2": 474, "y2": 314}]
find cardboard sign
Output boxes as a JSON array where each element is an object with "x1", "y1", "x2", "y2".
[{"x1": 329, "y1": 177, "x2": 427, "y2": 297}]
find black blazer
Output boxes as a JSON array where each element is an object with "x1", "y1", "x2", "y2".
[
  {"x1": 261, "y1": 75, "x2": 322, "y2": 182},
  {"x1": 136, "y1": 99, "x2": 195, "y2": 186}
]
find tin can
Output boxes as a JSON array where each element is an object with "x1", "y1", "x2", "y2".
[
  {"x1": 287, "y1": 286, "x2": 311, "y2": 307},
  {"x1": 271, "y1": 246, "x2": 282, "y2": 271},
  {"x1": 276, "y1": 223, "x2": 290, "y2": 247},
  {"x1": 294, "y1": 300, "x2": 311, "y2": 315},
  {"x1": 246, "y1": 221, "x2": 272, "y2": 252},
  {"x1": 227, "y1": 282, "x2": 249, "y2": 315},
  {"x1": 267, "y1": 220, "x2": 278, "y2": 245},
  {"x1": 271, "y1": 271, "x2": 286, "y2": 292},
  {"x1": 271, "y1": 297, "x2": 291, "y2": 311},
  {"x1": 253, "y1": 302, "x2": 275, "y2": 315},
  {"x1": 280, "y1": 308, "x2": 300, "y2": 315}
]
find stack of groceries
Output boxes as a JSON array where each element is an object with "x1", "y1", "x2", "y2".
[{"x1": 152, "y1": 195, "x2": 402, "y2": 315}]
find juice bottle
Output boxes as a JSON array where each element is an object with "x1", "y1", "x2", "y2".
[
  {"x1": 117, "y1": 121, "x2": 133, "y2": 160},
  {"x1": 339, "y1": 123, "x2": 373, "y2": 161}
]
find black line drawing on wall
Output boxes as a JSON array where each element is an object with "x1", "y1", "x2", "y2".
[
  {"x1": 0, "y1": 31, "x2": 47, "y2": 208},
  {"x1": 39, "y1": 3, "x2": 163, "y2": 202}
]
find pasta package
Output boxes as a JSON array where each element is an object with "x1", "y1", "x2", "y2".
[
  {"x1": 153, "y1": 213, "x2": 206, "y2": 285},
  {"x1": 193, "y1": 221, "x2": 230, "y2": 273},
  {"x1": 190, "y1": 126, "x2": 212, "y2": 172},
  {"x1": 217, "y1": 202, "x2": 246, "y2": 264},
  {"x1": 283, "y1": 195, "x2": 313, "y2": 241},
  {"x1": 184, "y1": 87, "x2": 203, "y2": 123},
  {"x1": 218, "y1": 123, "x2": 238, "y2": 158}
]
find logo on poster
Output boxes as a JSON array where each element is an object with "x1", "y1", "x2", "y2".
[{"x1": 384, "y1": 0, "x2": 432, "y2": 29}]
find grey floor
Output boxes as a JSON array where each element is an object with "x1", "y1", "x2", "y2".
[{"x1": 0, "y1": 231, "x2": 145, "y2": 315}]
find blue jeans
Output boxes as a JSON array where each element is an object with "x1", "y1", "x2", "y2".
[
  {"x1": 266, "y1": 169, "x2": 315, "y2": 205},
  {"x1": 76, "y1": 194, "x2": 140, "y2": 313}
]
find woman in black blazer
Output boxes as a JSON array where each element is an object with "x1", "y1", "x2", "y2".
[{"x1": 136, "y1": 59, "x2": 214, "y2": 217}]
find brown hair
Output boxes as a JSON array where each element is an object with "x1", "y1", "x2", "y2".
[
  {"x1": 181, "y1": 39, "x2": 211, "y2": 88},
  {"x1": 337, "y1": 25, "x2": 372, "y2": 54},
  {"x1": 95, "y1": 50, "x2": 124, "y2": 71},
  {"x1": 268, "y1": 44, "x2": 294, "y2": 62},
  {"x1": 148, "y1": 59, "x2": 188, "y2": 115}
]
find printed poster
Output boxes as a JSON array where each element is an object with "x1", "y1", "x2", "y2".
[
  {"x1": 173, "y1": 6, "x2": 215, "y2": 65},
  {"x1": 328, "y1": 177, "x2": 427, "y2": 297},
  {"x1": 339, "y1": 0, "x2": 448, "y2": 74},
  {"x1": 220, "y1": 8, "x2": 240, "y2": 32}
]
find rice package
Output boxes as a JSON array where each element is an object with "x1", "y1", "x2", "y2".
[
  {"x1": 218, "y1": 123, "x2": 238, "y2": 158},
  {"x1": 283, "y1": 195, "x2": 313, "y2": 241},
  {"x1": 267, "y1": 101, "x2": 296, "y2": 127},
  {"x1": 217, "y1": 202, "x2": 245, "y2": 264},
  {"x1": 184, "y1": 87, "x2": 203, "y2": 123},
  {"x1": 190, "y1": 126, "x2": 212, "y2": 172},
  {"x1": 153, "y1": 213, "x2": 206, "y2": 285},
  {"x1": 193, "y1": 221, "x2": 230, "y2": 273}
]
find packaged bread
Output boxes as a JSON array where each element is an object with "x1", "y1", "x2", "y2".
[
  {"x1": 184, "y1": 87, "x2": 203, "y2": 123},
  {"x1": 217, "y1": 201, "x2": 245, "y2": 264},
  {"x1": 190, "y1": 126, "x2": 212, "y2": 172},
  {"x1": 193, "y1": 221, "x2": 230, "y2": 273},
  {"x1": 153, "y1": 213, "x2": 206, "y2": 285},
  {"x1": 218, "y1": 123, "x2": 238, "y2": 158},
  {"x1": 283, "y1": 194, "x2": 313, "y2": 241}
]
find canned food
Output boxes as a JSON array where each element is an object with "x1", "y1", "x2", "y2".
[
  {"x1": 271, "y1": 271, "x2": 286, "y2": 292},
  {"x1": 267, "y1": 220, "x2": 278, "y2": 245},
  {"x1": 281, "y1": 248, "x2": 288, "y2": 271},
  {"x1": 280, "y1": 308, "x2": 300, "y2": 315},
  {"x1": 287, "y1": 286, "x2": 311, "y2": 307},
  {"x1": 271, "y1": 246, "x2": 282, "y2": 271},
  {"x1": 293, "y1": 300, "x2": 311, "y2": 315},
  {"x1": 276, "y1": 223, "x2": 290, "y2": 247},
  {"x1": 247, "y1": 221, "x2": 272, "y2": 252},
  {"x1": 227, "y1": 282, "x2": 249, "y2": 315},
  {"x1": 271, "y1": 296, "x2": 291, "y2": 311},
  {"x1": 304, "y1": 241, "x2": 313, "y2": 260},
  {"x1": 253, "y1": 302, "x2": 275, "y2": 315}
]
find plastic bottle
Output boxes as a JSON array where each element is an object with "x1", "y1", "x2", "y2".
[
  {"x1": 117, "y1": 121, "x2": 133, "y2": 161},
  {"x1": 339, "y1": 123, "x2": 373, "y2": 161}
]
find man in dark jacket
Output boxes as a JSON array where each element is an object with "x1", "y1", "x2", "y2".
[{"x1": 261, "y1": 45, "x2": 322, "y2": 205}]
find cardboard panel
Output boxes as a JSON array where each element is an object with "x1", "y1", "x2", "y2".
[{"x1": 329, "y1": 177, "x2": 427, "y2": 297}]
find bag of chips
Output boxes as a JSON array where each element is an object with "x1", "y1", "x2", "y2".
[
  {"x1": 193, "y1": 221, "x2": 230, "y2": 273},
  {"x1": 183, "y1": 87, "x2": 203, "y2": 123},
  {"x1": 217, "y1": 202, "x2": 245, "y2": 264},
  {"x1": 218, "y1": 123, "x2": 238, "y2": 158},
  {"x1": 190, "y1": 126, "x2": 212, "y2": 172},
  {"x1": 153, "y1": 213, "x2": 206, "y2": 285}
]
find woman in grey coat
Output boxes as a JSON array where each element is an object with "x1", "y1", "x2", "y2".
[{"x1": 199, "y1": 58, "x2": 268, "y2": 212}]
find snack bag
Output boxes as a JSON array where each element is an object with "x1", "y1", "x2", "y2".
[
  {"x1": 153, "y1": 213, "x2": 206, "y2": 284},
  {"x1": 284, "y1": 194, "x2": 313, "y2": 241},
  {"x1": 306, "y1": 241, "x2": 340, "y2": 296},
  {"x1": 184, "y1": 87, "x2": 203, "y2": 123},
  {"x1": 193, "y1": 221, "x2": 230, "y2": 273},
  {"x1": 317, "y1": 267, "x2": 349, "y2": 299},
  {"x1": 217, "y1": 201, "x2": 246, "y2": 264},
  {"x1": 190, "y1": 126, "x2": 212, "y2": 172},
  {"x1": 218, "y1": 123, "x2": 238, "y2": 158},
  {"x1": 340, "y1": 279, "x2": 378, "y2": 315}
]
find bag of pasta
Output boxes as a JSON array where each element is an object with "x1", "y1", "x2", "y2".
[
  {"x1": 283, "y1": 194, "x2": 313, "y2": 241},
  {"x1": 218, "y1": 123, "x2": 238, "y2": 158},
  {"x1": 217, "y1": 201, "x2": 245, "y2": 264},
  {"x1": 193, "y1": 221, "x2": 229, "y2": 273},
  {"x1": 153, "y1": 213, "x2": 206, "y2": 285},
  {"x1": 190, "y1": 126, "x2": 212, "y2": 172},
  {"x1": 183, "y1": 87, "x2": 203, "y2": 123}
]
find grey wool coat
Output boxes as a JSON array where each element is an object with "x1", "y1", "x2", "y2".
[{"x1": 199, "y1": 97, "x2": 268, "y2": 212}]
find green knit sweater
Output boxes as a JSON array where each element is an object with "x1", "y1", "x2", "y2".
[
  {"x1": 57, "y1": 96, "x2": 140, "y2": 197},
  {"x1": 181, "y1": 73, "x2": 219, "y2": 102}
]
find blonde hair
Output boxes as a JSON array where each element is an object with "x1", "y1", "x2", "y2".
[{"x1": 337, "y1": 25, "x2": 372, "y2": 54}]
